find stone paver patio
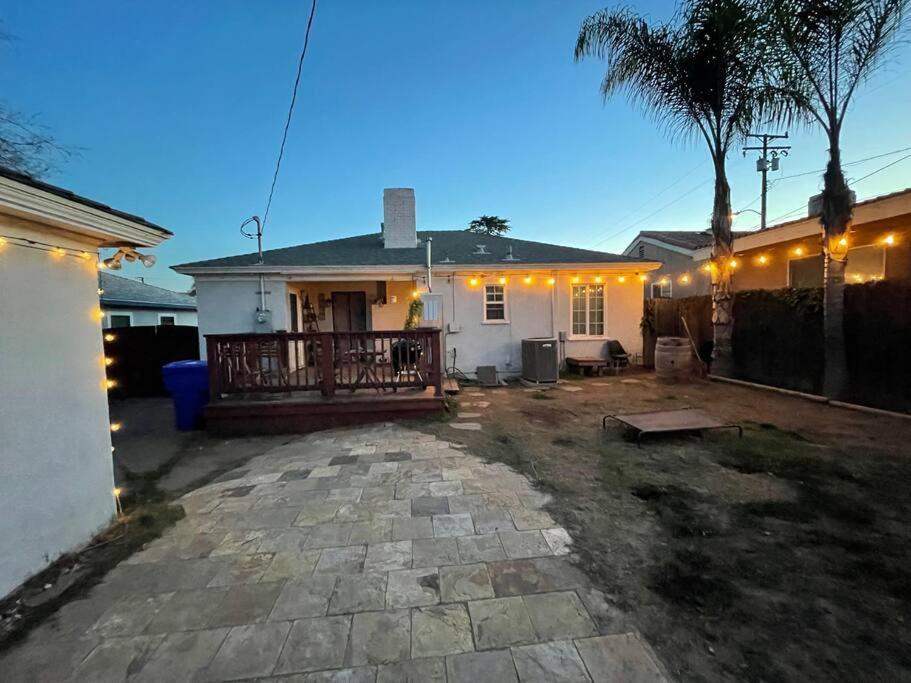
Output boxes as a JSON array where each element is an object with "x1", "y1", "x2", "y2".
[{"x1": 0, "y1": 424, "x2": 667, "y2": 681}]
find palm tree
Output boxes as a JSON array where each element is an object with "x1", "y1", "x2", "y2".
[
  {"x1": 767, "y1": 0, "x2": 908, "y2": 398},
  {"x1": 467, "y1": 215, "x2": 511, "y2": 237},
  {"x1": 575, "y1": 0, "x2": 779, "y2": 374}
]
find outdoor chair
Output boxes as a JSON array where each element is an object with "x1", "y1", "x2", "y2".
[{"x1": 606, "y1": 339, "x2": 632, "y2": 374}]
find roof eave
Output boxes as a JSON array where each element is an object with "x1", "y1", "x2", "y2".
[
  {"x1": 173, "y1": 261, "x2": 663, "y2": 277},
  {"x1": 0, "y1": 176, "x2": 171, "y2": 247}
]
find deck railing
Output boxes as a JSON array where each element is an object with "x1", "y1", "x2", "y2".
[{"x1": 205, "y1": 329, "x2": 443, "y2": 399}]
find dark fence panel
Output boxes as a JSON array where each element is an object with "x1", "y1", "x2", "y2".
[
  {"x1": 845, "y1": 280, "x2": 911, "y2": 411},
  {"x1": 642, "y1": 280, "x2": 911, "y2": 412},
  {"x1": 104, "y1": 325, "x2": 200, "y2": 397},
  {"x1": 731, "y1": 289, "x2": 823, "y2": 394}
]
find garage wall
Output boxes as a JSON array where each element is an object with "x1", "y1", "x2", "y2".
[{"x1": 0, "y1": 219, "x2": 116, "y2": 598}]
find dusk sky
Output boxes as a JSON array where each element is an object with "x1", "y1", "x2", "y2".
[{"x1": 3, "y1": 0, "x2": 910, "y2": 290}]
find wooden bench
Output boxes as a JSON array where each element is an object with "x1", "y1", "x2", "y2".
[{"x1": 565, "y1": 356, "x2": 610, "y2": 376}]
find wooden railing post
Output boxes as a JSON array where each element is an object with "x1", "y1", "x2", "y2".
[
  {"x1": 205, "y1": 336, "x2": 219, "y2": 398},
  {"x1": 319, "y1": 332, "x2": 336, "y2": 398},
  {"x1": 429, "y1": 329, "x2": 443, "y2": 397}
]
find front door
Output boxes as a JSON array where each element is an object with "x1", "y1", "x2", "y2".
[{"x1": 331, "y1": 291, "x2": 367, "y2": 332}]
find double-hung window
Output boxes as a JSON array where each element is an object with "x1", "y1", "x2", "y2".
[
  {"x1": 571, "y1": 284, "x2": 604, "y2": 337},
  {"x1": 483, "y1": 284, "x2": 507, "y2": 322}
]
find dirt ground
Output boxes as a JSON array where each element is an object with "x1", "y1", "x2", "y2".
[{"x1": 416, "y1": 374, "x2": 911, "y2": 682}]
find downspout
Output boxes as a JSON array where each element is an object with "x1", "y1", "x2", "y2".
[{"x1": 426, "y1": 237, "x2": 433, "y2": 293}]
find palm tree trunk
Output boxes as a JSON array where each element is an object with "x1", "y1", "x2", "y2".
[
  {"x1": 710, "y1": 158, "x2": 735, "y2": 375},
  {"x1": 821, "y1": 139, "x2": 853, "y2": 399}
]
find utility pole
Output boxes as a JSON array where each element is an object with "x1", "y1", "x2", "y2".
[{"x1": 743, "y1": 132, "x2": 791, "y2": 230}]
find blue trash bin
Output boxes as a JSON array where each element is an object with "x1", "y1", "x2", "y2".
[{"x1": 162, "y1": 360, "x2": 209, "y2": 431}]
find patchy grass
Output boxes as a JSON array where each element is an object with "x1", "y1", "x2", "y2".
[
  {"x1": 530, "y1": 392, "x2": 556, "y2": 400},
  {"x1": 416, "y1": 379, "x2": 911, "y2": 682}
]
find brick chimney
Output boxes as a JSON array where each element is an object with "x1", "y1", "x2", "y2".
[{"x1": 382, "y1": 188, "x2": 418, "y2": 249}]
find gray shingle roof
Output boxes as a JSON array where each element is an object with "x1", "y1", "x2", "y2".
[
  {"x1": 99, "y1": 272, "x2": 196, "y2": 310},
  {"x1": 174, "y1": 230, "x2": 648, "y2": 270},
  {"x1": 639, "y1": 230, "x2": 754, "y2": 250},
  {"x1": 0, "y1": 166, "x2": 171, "y2": 235}
]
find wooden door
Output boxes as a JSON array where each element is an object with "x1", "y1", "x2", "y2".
[{"x1": 332, "y1": 292, "x2": 367, "y2": 332}]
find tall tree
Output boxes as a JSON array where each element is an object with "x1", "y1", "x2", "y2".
[
  {"x1": 576, "y1": 0, "x2": 780, "y2": 374},
  {"x1": 467, "y1": 215, "x2": 511, "y2": 237},
  {"x1": 767, "y1": 0, "x2": 908, "y2": 398}
]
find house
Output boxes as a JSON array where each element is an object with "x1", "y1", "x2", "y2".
[
  {"x1": 99, "y1": 271, "x2": 197, "y2": 328},
  {"x1": 691, "y1": 188, "x2": 911, "y2": 289},
  {"x1": 0, "y1": 167, "x2": 170, "y2": 598},
  {"x1": 622, "y1": 229, "x2": 753, "y2": 298},
  {"x1": 173, "y1": 188, "x2": 660, "y2": 432},
  {"x1": 623, "y1": 188, "x2": 911, "y2": 296}
]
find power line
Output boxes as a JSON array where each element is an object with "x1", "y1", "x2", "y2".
[
  {"x1": 261, "y1": 0, "x2": 318, "y2": 231},
  {"x1": 585, "y1": 161, "x2": 706, "y2": 244},
  {"x1": 591, "y1": 176, "x2": 712, "y2": 248},
  {"x1": 748, "y1": 152, "x2": 911, "y2": 229},
  {"x1": 770, "y1": 145, "x2": 911, "y2": 182},
  {"x1": 852, "y1": 152, "x2": 911, "y2": 184}
]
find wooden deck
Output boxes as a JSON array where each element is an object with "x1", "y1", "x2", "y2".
[
  {"x1": 204, "y1": 330, "x2": 446, "y2": 435},
  {"x1": 206, "y1": 387, "x2": 444, "y2": 436}
]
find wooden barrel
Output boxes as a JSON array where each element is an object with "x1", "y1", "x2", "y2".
[{"x1": 655, "y1": 337, "x2": 692, "y2": 383}]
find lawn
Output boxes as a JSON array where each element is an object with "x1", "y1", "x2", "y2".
[{"x1": 417, "y1": 375, "x2": 911, "y2": 682}]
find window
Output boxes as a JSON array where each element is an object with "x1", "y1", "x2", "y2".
[
  {"x1": 158, "y1": 315, "x2": 176, "y2": 326},
  {"x1": 483, "y1": 284, "x2": 507, "y2": 322},
  {"x1": 650, "y1": 281, "x2": 672, "y2": 298},
  {"x1": 788, "y1": 254, "x2": 823, "y2": 288},
  {"x1": 108, "y1": 314, "x2": 132, "y2": 328},
  {"x1": 421, "y1": 294, "x2": 443, "y2": 325},
  {"x1": 788, "y1": 245, "x2": 885, "y2": 287},
  {"x1": 571, "y1": 284, "x2": 605, "y2": 336}
]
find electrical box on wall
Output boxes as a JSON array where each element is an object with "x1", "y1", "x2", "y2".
[
  {"x1": 255, "y1": 309, "x2": 272, "y2": 326},
  {"x1": 447, "y1": 322, "x2": 461, "y2": 333}
]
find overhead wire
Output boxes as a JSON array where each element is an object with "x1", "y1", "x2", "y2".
[{"x1": 261, "y1": 0, "x2": 318, "y2": 231}]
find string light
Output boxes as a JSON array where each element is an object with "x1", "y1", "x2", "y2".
[
  {"x1": 617, "y1": 276, "x2": 626, "y2": 283},
  {"x1": 547, "y1": 277, "x2": 556, "y2": 286},
  {"x1": 838, "y1": 237, "x2": 848, "y2": 247},
  {"x1": 638, "y1": 274, "x2": 648, "y2": 282},
  {"x1": 523, "y1": 275, "x2": 533, "y2": 285},
  {"x1": 883, "y1": 233, "x2": 896, "y2": 246},
  {"x1": 412, "y1": 290, "x2": 420, "y2": 299},
  {"x1": 113, "y1": 487, "x2": 123, "y2": 518},
  {"x1": 594, "y1": 276, "x2": 603, "y2": 283},
  {"x1": 105, "y1": 379, "x2": 117, "y2": 390},
  {"x1": 757, "y1": 254, "x2": 769, "y2": 265},
  {"x1": 701, "y1": 263, "x2": 712, "y2": 274},
  {"x1": 680, "y1": 273, "x2": 691, "y2": 284},
  {"x1": 104, "y1": 333, "x2": 116, "y2": 342},
  {"x1": 571, "y1": 276, "x2": 580, "y2": 283},
  {"x1": 793, "y1": 246, "x2": 805, "y2": 256},
  {"x1": 498, "y1": 276, "x2": 507, "y2": 285},
  {"x1": 469, "y1": 277, "x2": 479, "y2": 287},
  {"x1": 729, "y1": 259, "x2": 739, "y2": 269},
  {"x1": 93, "y1": 308, "x2": 105, "y2": 321},
  {"x1": 110, "y1": 422, "x2": 122, "y2": 432}
]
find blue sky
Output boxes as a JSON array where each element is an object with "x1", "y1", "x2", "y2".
[{"x1": 3, "y1": 1, "x2": 909, "y2": 290}]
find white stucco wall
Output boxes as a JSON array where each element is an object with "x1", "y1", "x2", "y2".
[
  {"x1": 102, "y1": 308, "x2": 198, "y2": 327},
  {"x1": 439, "y1": 273, "x2": 644, "y2": 376},
  {"x1": 0, "y1": 221, "x2": 116, "y2": 598},
  {"x1": 194, "y1": 272, "x2": 645, "y2": 379},
  {"x1": 194, "y1": 278, "x2": 289, "y2": 356}
]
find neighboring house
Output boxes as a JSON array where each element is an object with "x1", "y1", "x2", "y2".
[
  {"x1": 99, "y1": 271, "x2": 197, "y2": 328},
  {"x1": 622, "y1": 229, "x2": 753, "y2": 298},
  {"x1": 691, "y1": 188, "x2": 911, "y2": 289},
  {"x1": 624, "y1": 188, "x2": 911, "y2": 296},
  {"x1": 174, "y1": 188, "x2": 661, "y2": 379},
  {"x1": 0, "y1": 167, "x2": 170, "y2": 598}
]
